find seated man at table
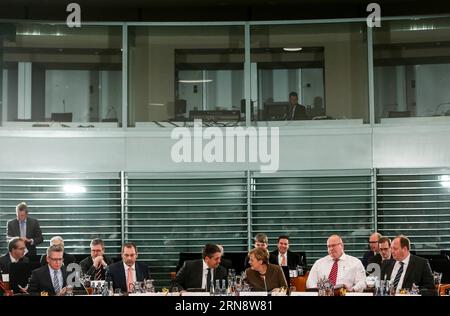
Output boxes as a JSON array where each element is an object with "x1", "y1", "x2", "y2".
[
  {"x1": 80, "y1": 238, "x2": 113, "y2": 280},
  {"x1": 306, "y1": 234, "x2": 366, "y2": 292},
  {"x1": 269, "y1": 235, "x2": 302, "y2": 270},
  {"x1": 0, "y1": 237, "x2": 29, "y2": 274},
  {"x1": 40, "y1": 236, "x2": 77, "y2": 266},
  {"x1": 105, "y1": 242, "x2": 150, "y2": 293},
  {"x1": 176, "y1": 244, "x2": 227, "y2": 292},
  {"x1": 29, "y1": 244, "x2": 68, "y2": 296},
  {"x1": 380, "y1": 235, "x2": 435, "y2": 295},
  {"x1": 361, "y1": 232, "x2": 381, "y2": 268},
  {"x1": 368, "y1": 237, "x2": 393, "y2": 267}
]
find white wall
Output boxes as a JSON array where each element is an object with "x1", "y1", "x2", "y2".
[{"x1": 2, "y1": 120, "x2": 450, "y2": 173}]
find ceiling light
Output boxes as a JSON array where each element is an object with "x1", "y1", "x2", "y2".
[
  {"x1": 63, "y1": 184, "x2": 86, "y2": 194},
  {"x1": 283, "y1": 47, "x2": 303, "y2": 52}
]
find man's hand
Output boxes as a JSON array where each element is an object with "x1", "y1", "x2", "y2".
[
  {"x1": 57, "y1": 287, "x2": 68, "y2": 296},
  {"x1": 93, "y1": 256, "x2": 106, "y2": 268}
]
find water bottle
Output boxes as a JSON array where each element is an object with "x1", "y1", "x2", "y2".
[
  {"x1": 102, "y1": 282, "x2": 109, "y2": 296},
  {"x1": 221, "y1": 279, "x2": 226, "y2": 295},
  {"x1": 215, "y1": 279, "x2": 221, "y2": 296},
  {"x1": 297, "y1": 265, "x2": 303, "y2": 276}
]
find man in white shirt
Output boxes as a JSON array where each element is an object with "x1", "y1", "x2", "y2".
[
  {"x1": 0, "y1": 237, "x2": 29, "y2": 274},
  {"x1": 380, "y1": 235, "x2": 435, "y2": 294},
  {"x1": 306, "y1": 234, "x2": 366, "y2": 292}
]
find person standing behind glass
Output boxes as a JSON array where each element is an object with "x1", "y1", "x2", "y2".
[
  {"x1": 245, "y1": 248, "x2": 287, "y2": 292},
  {"x1": 6, "y1": 202, "x2": 43, "y2": 257},
  {"x1": 288, "y1": 92, "x2": 308, "y2": 120}
]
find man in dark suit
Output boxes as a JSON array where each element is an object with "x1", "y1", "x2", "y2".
[
  {"x1": 39, "y1": 236, "x2": 77, "y2": 266},
  {"x1": 29, "y1": 244, "x2": 68, "y2": 296},
  {"x1": 6, "y1": 202, "x2": 43, "y2": 257},
  {"x1": 269, "y1": 235, "x2": 303, "y2": 270},
  {"x1": 287, "y1": 91, "x2": 308, "y2": 120},
  {"x1": 380, "y1": 235, "x2": 435, "y2": 295},
  {"x1": 105, "y1": 242, "x2": 149, "y2": 293},
  {"x1": 368, "y1": 236, "x2": 393, "y2": 267},
  {"x1": 361, "y1": 232, "x2": 381, "y2": 268},
  {"x1": 0, "y1": 237, "x2": 29, "y2": 274},
  {"x1": 176, "y1": 244, "x2": 227, "y2": 291},
  {"x1": 80, "y1": 238, "x2": 113, "y2": 280}
]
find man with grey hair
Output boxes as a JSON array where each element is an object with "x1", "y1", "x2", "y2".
[
  {"x1": 29, "y1": 245, "x2": 68, "y2": 296},
  {"x1": 306, "y1": 234, "x2": 366, "y2": 292},
  {"x1": 40, "y1": 236, "x2": 77, "y2": 266},
  {"x1": 6, "y1": 202, "x2": 43, "y2": 257}
]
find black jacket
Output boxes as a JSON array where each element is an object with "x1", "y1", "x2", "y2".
[
  {"x1": 105, "y1": 261, "x2": 150, "y2": 292},
  {"x1": 79, "y1": 255, "x2": 114, "y2": 280},
  {"x1": 0, "y1": 253, "x2": 29, "y2": 274},
  {"x1": 269, "y1": 250, "x2": 303, "y2": 270},
  {"x1": 380, "y1": 254, "x2": 436, "y2": 295},
  {"x1": 7, "y1": 217, "x2": 43, "y2": 256},
  {"x1": 176, "y1": 259, "x2": 227, "y2": 291},
  {"x1": 29, "y1": 265, "x2": 68, "y2": 296}
]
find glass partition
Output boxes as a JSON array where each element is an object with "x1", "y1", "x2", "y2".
[
  {"x1": 128, "y1": 25, "x2": 245, "y2": 127},
  {"x1": 251, "y1": 23, "x2": 369, "y2": 123},
  {"x1": 374, "y1": 18, "x2": 450, "y2": 122},
  {"x1": 0, "y1": 23, "x2": 122, "y2": 127}
]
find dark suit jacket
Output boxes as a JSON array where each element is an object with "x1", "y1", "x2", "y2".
[
  {"x1": 176, "y1": 259, "x2": 227, "y2": 291},
  {"x1": 269, "y1": 250, "x2": 302, "y2": 270},
  {"x1": 40, "y1": 252, "x2": 77, "y2": 266},
  {"x1": 380, "y1": 254, "x2": 436, "y2": 295},
  {"x1": 79, "y1": 255, "x2": 114, "y2": 280},
  {"x1": 288, "y1": 104, "x2": 308, "y2": 120},
  {"x1": 0, "y1": 253, "x2": 29, "y2": 274},
  {"x1": 29, "y1": 265, "x2": 68, "y2": 296},
  {"x1": 6, "y1": 217, "x2": 43, "y2": 256},
  {"x1": 362, "y1": 250, "x2": 376, "y2": 268},
  {"x1": 105, "y1": 261, "x2": 150, "y2": 292}
]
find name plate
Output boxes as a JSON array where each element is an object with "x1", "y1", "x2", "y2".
[
  {"x1": 239, "y1": 291, "x2": 268, "y2": 296},
  {"x1": 1, "y1": 274, "x2": 9, "y2": 282},
  {"x1": 290, "y1": 292, "x2": 318, "y2": 296},
  {"x1": 181, "y1": 292, "x2": 211, "y2": 296},
  {"x1": 346, "y1": 292, "x2": 374, "y2": 296},
  {"x1": 129, "y1": 293, "x2": 168, "y2": 296}
]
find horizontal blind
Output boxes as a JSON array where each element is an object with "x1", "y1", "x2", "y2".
[
  {"x1": 377, "y1": 168, "x2": 450, "y2": 252},
  {"x1": 0, "y1": 173, "x2": 122, "y2": 256},
  {"x1": 251, "y1": 170, "x2": 375, "y2": 266},
  {"x1": 125, "y1": 172, "x2": 248, "y2": 289}
]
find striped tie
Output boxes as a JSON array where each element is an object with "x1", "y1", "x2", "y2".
[
  {"x1": 328, "y1": 259, "x2": 339, "y2": 285},
  {"x1": 393, "y1": 262, "x2": 404, "y2": 290},
  {"x1": 53, "y1": 270, "x2": 61, "y2": 295}
]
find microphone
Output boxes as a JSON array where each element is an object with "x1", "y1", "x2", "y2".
[{"x1": 262, "y1": 275, "x2": 269, "y2": 295}]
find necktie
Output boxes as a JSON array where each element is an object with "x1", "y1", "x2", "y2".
[
  {"x1": 20, "y1": 221, "x2": 26, "y2": 238},
  {"x1": 127, "y1": 267, "x2": 134, "y2": 292},
  {"x1": 95, "y1": 267, "x2": 103, "y2": 280},
  {"x1": 328, "y1": 259, "x2": 339, "y2": 286},
  {"x1": 206, "y1": 268, "x2": 212, "y2": 291},
  {"x1": 53, "y1": 270, "x2": 61, "y2": 294},
  {"x1": 393, "y1": 262, "x2": 404, "y2": 290},
  {"x1": 281, "y1": 254, "x2": 287, "y2": 266}
]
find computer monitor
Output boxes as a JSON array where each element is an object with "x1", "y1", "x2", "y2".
[
  {"x1": 264, "y1": 102, "x2": 289, "y2": 121},
  {"x1": 51, "y1": 112, "x2": 73, "y2": 122}
]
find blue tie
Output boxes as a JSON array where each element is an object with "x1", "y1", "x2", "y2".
[
  {"x1": 393, "y1": 262, "x2": 404, "y2": 290},
  {"x1": 20, "y1": 221, "x2": 26, "y2": 238},
  {"x1": 53, "y1": 270, "x2": 61, "y2": 294}
]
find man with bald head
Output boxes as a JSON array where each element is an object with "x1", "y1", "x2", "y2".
[
  {"x1": 306, "y1": 234, "x2": 366, "y2": 292},
  {"x1": 362, "y1": 232, "x2": 382, "y2": 268},
  {"x1": 380, "y1": 235, "x2": 435, "y2": 295}
]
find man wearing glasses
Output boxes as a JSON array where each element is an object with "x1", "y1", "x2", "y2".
[
  {"x1": 80, "y1": 238, "x2": 113, "y2": 280},
  {"x1": 306, "y1": 234, "x2": 366, "y2": 292},
  {"x1": 0, "y1": 237, "x2": 29, "y2": 274},
  {"x1": 29, "y1": 245, "x2": 68, "y2": 296},
  {"x1": 361, "y1": 232, "x2": 382, "y2": 268},
  {"x1": 368, "y1": 237, "x2": 393, "y2": 267}
]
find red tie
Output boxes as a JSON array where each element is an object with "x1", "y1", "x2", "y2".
[{"x1": 328, "y1": 259, "x2": 339, "y2": 285}]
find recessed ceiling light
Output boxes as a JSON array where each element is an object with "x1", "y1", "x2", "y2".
[{"x1": 283, "y1": 47, "x2": 303, "y2": 52}]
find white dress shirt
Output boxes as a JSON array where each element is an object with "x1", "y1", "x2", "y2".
[
  {"x1": 201, "y1": 260, "x2": 214, "y2": 290},
  {"x1": 390, "y1": 254, "x2": 411, "y2": 293},
  {"x1": 306, "y1": 253, "x2": 366, "y2": 292},
  {"x1": 278, "y1": 252, "x2": 288, "y2": 266},
  {"x1": 9, "y1": 253, "x2": 19, "y2": 263},
  {"x1": 123, "y1": 262, "x2": 137, "y2": 285}
]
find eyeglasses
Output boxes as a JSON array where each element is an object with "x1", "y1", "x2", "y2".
[
  {"x1": 48, "y1": 257, "x2": 64, "y2": 262},
  {"x1": 327, "y1": 243, "x2": 342, "y2": 249}
]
